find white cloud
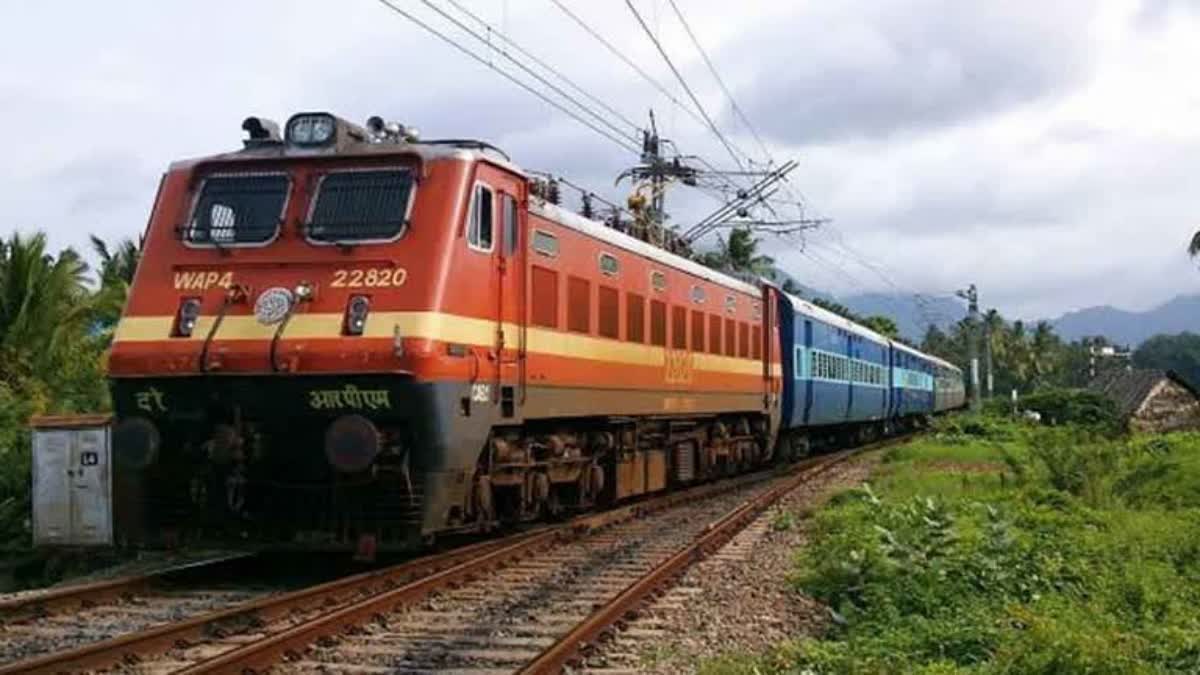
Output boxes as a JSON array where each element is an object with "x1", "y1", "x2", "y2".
[{"x1": 0, "y1": 0, "x2": 1195, "y2": 320}]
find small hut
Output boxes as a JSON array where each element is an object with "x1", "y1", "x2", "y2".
[{"x1": 1088, "y1": 369, "x2": 1200, "y2": 433}]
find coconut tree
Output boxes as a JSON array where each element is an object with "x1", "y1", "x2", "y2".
[
  {"x1": 89, "y1": 234, "x2": 142, "y2": 330},
  {"x1": 0, "y1": 232, "x2": 94, "y2": 377},
  {"x1": 697, "y1": 227, "x2": 775, "y2": 276}
]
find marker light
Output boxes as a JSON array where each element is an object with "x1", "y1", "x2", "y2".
[
  {"x1": 286, "y1": 113, "x2": 337, "y2": 146},
  {"x1": 344, "y1": 295, "x2": 370, "y2": 336},
  {"x1": 175, "y1": 297, "x2": 202, "y2": 337}
]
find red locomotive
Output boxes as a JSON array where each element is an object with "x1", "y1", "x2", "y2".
[{"x1": 106, "y1": 112, "x2": 783, "y2": 549}]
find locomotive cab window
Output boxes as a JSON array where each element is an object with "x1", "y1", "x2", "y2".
[
  {"x1": 501, "y1": 193, "x2": 519, "y2": 256},
  {"x1": 185, "y1": 173, "x2": 289, "y2": 245},
  {"x1": 307, "y1": 169, "x2": 413, "y2": 243},
  {"x1": 467, "y1": 183, "x2": 495, "y2": 252}
]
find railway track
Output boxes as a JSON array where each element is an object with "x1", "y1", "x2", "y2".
[
  {"x1": 0, "y1": 553, "x2": 264, "y2": 665},
  {"x1": 0, "y1": 435, "x2": 902, "y2": 674}
]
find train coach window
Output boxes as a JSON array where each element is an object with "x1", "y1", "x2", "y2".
[
  {"x1": 738, "y1": 322, "x2": 750, "y2": 358},
  {"x1": 185, "y1": 173, "x2": 289, "y2": 245},
  {"x1": 724, "y1": 318, "x2": 736, "y2": 357},
  {"x1": 650, "y1": 300, "x2": 667, "y2": 346},
  {"x1": 467, "y1": 183, "x2": 495, "y2": 252},
  {"x1": 752, "y1": 325, "x2": 762, "y2": 359},
  {"x1": 307, "y1": 169, "x2": 413, "y2": 243}
]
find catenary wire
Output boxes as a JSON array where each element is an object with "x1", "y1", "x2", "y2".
[{"x1": 373, "y1": 0, "x2": 641, "y2": 155}]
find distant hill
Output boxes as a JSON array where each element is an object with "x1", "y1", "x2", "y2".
[
  {"x1": 766, "y1": 269, "x2": 1200, "y2": 347},
  {"x1": 842, "y1": 293, "x2": 963, "y2": 341},
  {"x1": 1047, "y1": 294, "x2": 1200, "y2": 347}
]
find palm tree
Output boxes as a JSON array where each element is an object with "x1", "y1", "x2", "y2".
[
  {"x1": 90, "y1": 234, "x2": 141, "y2": 287},
  {"x1": 89, "y1": 234, "x2": 142, "y2": 330},
  {"x1": 0, "y1": 232, "x2": 94, "y2": 376},
  {"x1": 697, "y1": 227, "x2": 774, "y2": 276},
  {"x1": 1030, "y1": 320, "x2": 1060, "y2": 385}
]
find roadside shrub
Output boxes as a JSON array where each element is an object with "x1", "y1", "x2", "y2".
[{"x1": 1019, "y1": 388, "x2": 1121, "y2": 434}]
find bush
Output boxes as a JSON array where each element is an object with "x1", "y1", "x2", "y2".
[
  {"x1": 1020, "y1": 388, "x2": 1121, "y2": 433},
  {"x1": 714, "y1": 424, "x2": 1200, "y2": 673}
]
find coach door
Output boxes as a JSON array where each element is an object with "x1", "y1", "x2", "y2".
[{"x1": 494, "y1": 183, "x2": 526, "y2": 419}]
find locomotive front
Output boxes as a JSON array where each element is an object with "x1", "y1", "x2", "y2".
[{"x1": 107, "y1": 113, "x2": 490, "y2": 549}]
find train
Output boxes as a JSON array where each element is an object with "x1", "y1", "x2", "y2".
[{"x1": 100, "y1": 111, "x2": 965, "y2": 551}]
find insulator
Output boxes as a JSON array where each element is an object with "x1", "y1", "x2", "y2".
[{"x1": 581, "y1": 193, "x2": 594, "y2": 219}]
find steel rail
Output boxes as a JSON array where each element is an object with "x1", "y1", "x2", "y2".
[
  {"x1": 0, "y1": 535, "x2": 541, "y2": 675},
  {"x1": 173, "y1": 467, "x2": 783, "y2": 674},
  {"x1": 519, "y1": 439, "x2": 898, "y2": 674},
  {"x1": 0, "y1": 552, "x2": 252, "y2": 625}
]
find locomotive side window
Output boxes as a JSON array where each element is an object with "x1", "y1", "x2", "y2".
[
  {"x1": 307, "y1": 169, "x2": 413, "y2": 243},
  {"x1": 650, "y1": 270, "x2": 667, "y2": 292},
  {"x1": 598, "y1": 252, "x2": 619, "y2": 276},
  {"x1": 532, "y1": 230, "x2": 559, "y2": 257},
  {"x1": 467, "y1": 183, "x2": 495, "y2": 252},
  {"x1": 185, "y1": 173, "x2": 289, "y2": 245},
  {"x1": 752, "y1": 325, "x2": 762, "y2": 360},
  {"x1": 724, "y1": 318, "x2": 736, "y2": 357},
  {"x1": 738, "y1": 322, "x2": 750, "y2": 358},
  {"x1": 501, "y1": 193, "x2": 519, "y2": 256}
]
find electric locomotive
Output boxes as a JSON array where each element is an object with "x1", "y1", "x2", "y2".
[{"x1": 106, "y1": 112, "x2": 786, "y2": 550}]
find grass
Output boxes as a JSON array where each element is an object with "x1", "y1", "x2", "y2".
[{"x1": 702, "y1": 415, "x2": 1200, "y2": 674}]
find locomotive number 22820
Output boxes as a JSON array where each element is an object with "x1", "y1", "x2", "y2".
[{"x1": 331, "y1": 268, "x2": 409, "y2": 288}]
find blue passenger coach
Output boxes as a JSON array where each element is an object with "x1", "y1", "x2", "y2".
[
  {"x1": 777, "y1": 291, "x2": 963, "y2": 455},
  {"x1": 778, "y1": 294, "x2": 892, "y2": 430}
]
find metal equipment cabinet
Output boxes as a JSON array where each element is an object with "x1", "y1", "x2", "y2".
[{"x1": 30, "y1": 415, "x2": 113, "y2": 546}]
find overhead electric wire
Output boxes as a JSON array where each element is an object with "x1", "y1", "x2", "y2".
[
  {"x1": 624, "y1": 0, "x2": 748, "y2": 178},
  {"x1": 374, "y1": 0, "x2": 641, "y2": 156},
  {"x1": 548, "y1": 0, "x2": 715, "y2": 140},
  {"x1": 414, "y1": 0, "x2": 640, "y2": 149},
  {"x1": 441, "y1": 0, "x2": 644, "y2": 136},
  {"x1": 664, "y1": 0, "x2": 772, "y2": 166}
]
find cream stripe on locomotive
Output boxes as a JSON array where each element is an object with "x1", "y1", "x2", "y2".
[{"x1": 113, "y1": 312, "x2": 778, "y2": 377}]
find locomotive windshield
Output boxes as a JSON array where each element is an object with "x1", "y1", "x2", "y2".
[
  {"x1": 184, "y1": 173, "x2": 289, "y2": 245},
  {"x1": 306, "y1": 169, "x2": 414, "y2": 242}
]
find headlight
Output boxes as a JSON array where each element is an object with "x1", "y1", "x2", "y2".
[
  {"x1": 286, "y1": 113, "x2": 337, "y2": 146},
  {"x1": 344, "y1": 295, "x2": 370, "y2": 336},
  {"x1": 174, "y1": 297, "x2": 202, "y2": 337}
]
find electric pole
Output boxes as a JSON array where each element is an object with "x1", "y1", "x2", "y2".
[{"x1": 956, "y1": 284, "x2": 982, "y2": 412}]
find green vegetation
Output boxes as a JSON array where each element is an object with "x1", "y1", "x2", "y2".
[
  {"x1": 705, "y1": 416, "x2": 1200, "y2": 674},
  {"x1": 0, "y1": 232, "x2": 136, "y2": 551},
  {"x1": 1135, "y1": 332, "x2": 1200, "y2": 391}
]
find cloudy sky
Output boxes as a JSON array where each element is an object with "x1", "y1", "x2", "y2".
[{"x1": 2, "y1": 0, "x2": 1197, "y2": 319}]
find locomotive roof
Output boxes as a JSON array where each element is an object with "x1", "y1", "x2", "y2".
[
  {"x1": 530, "y1": 198, "x2": 763, "y2": 298},
  {"x1": 169, "y1": 140, "x2": 523, "y2": 175}
]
